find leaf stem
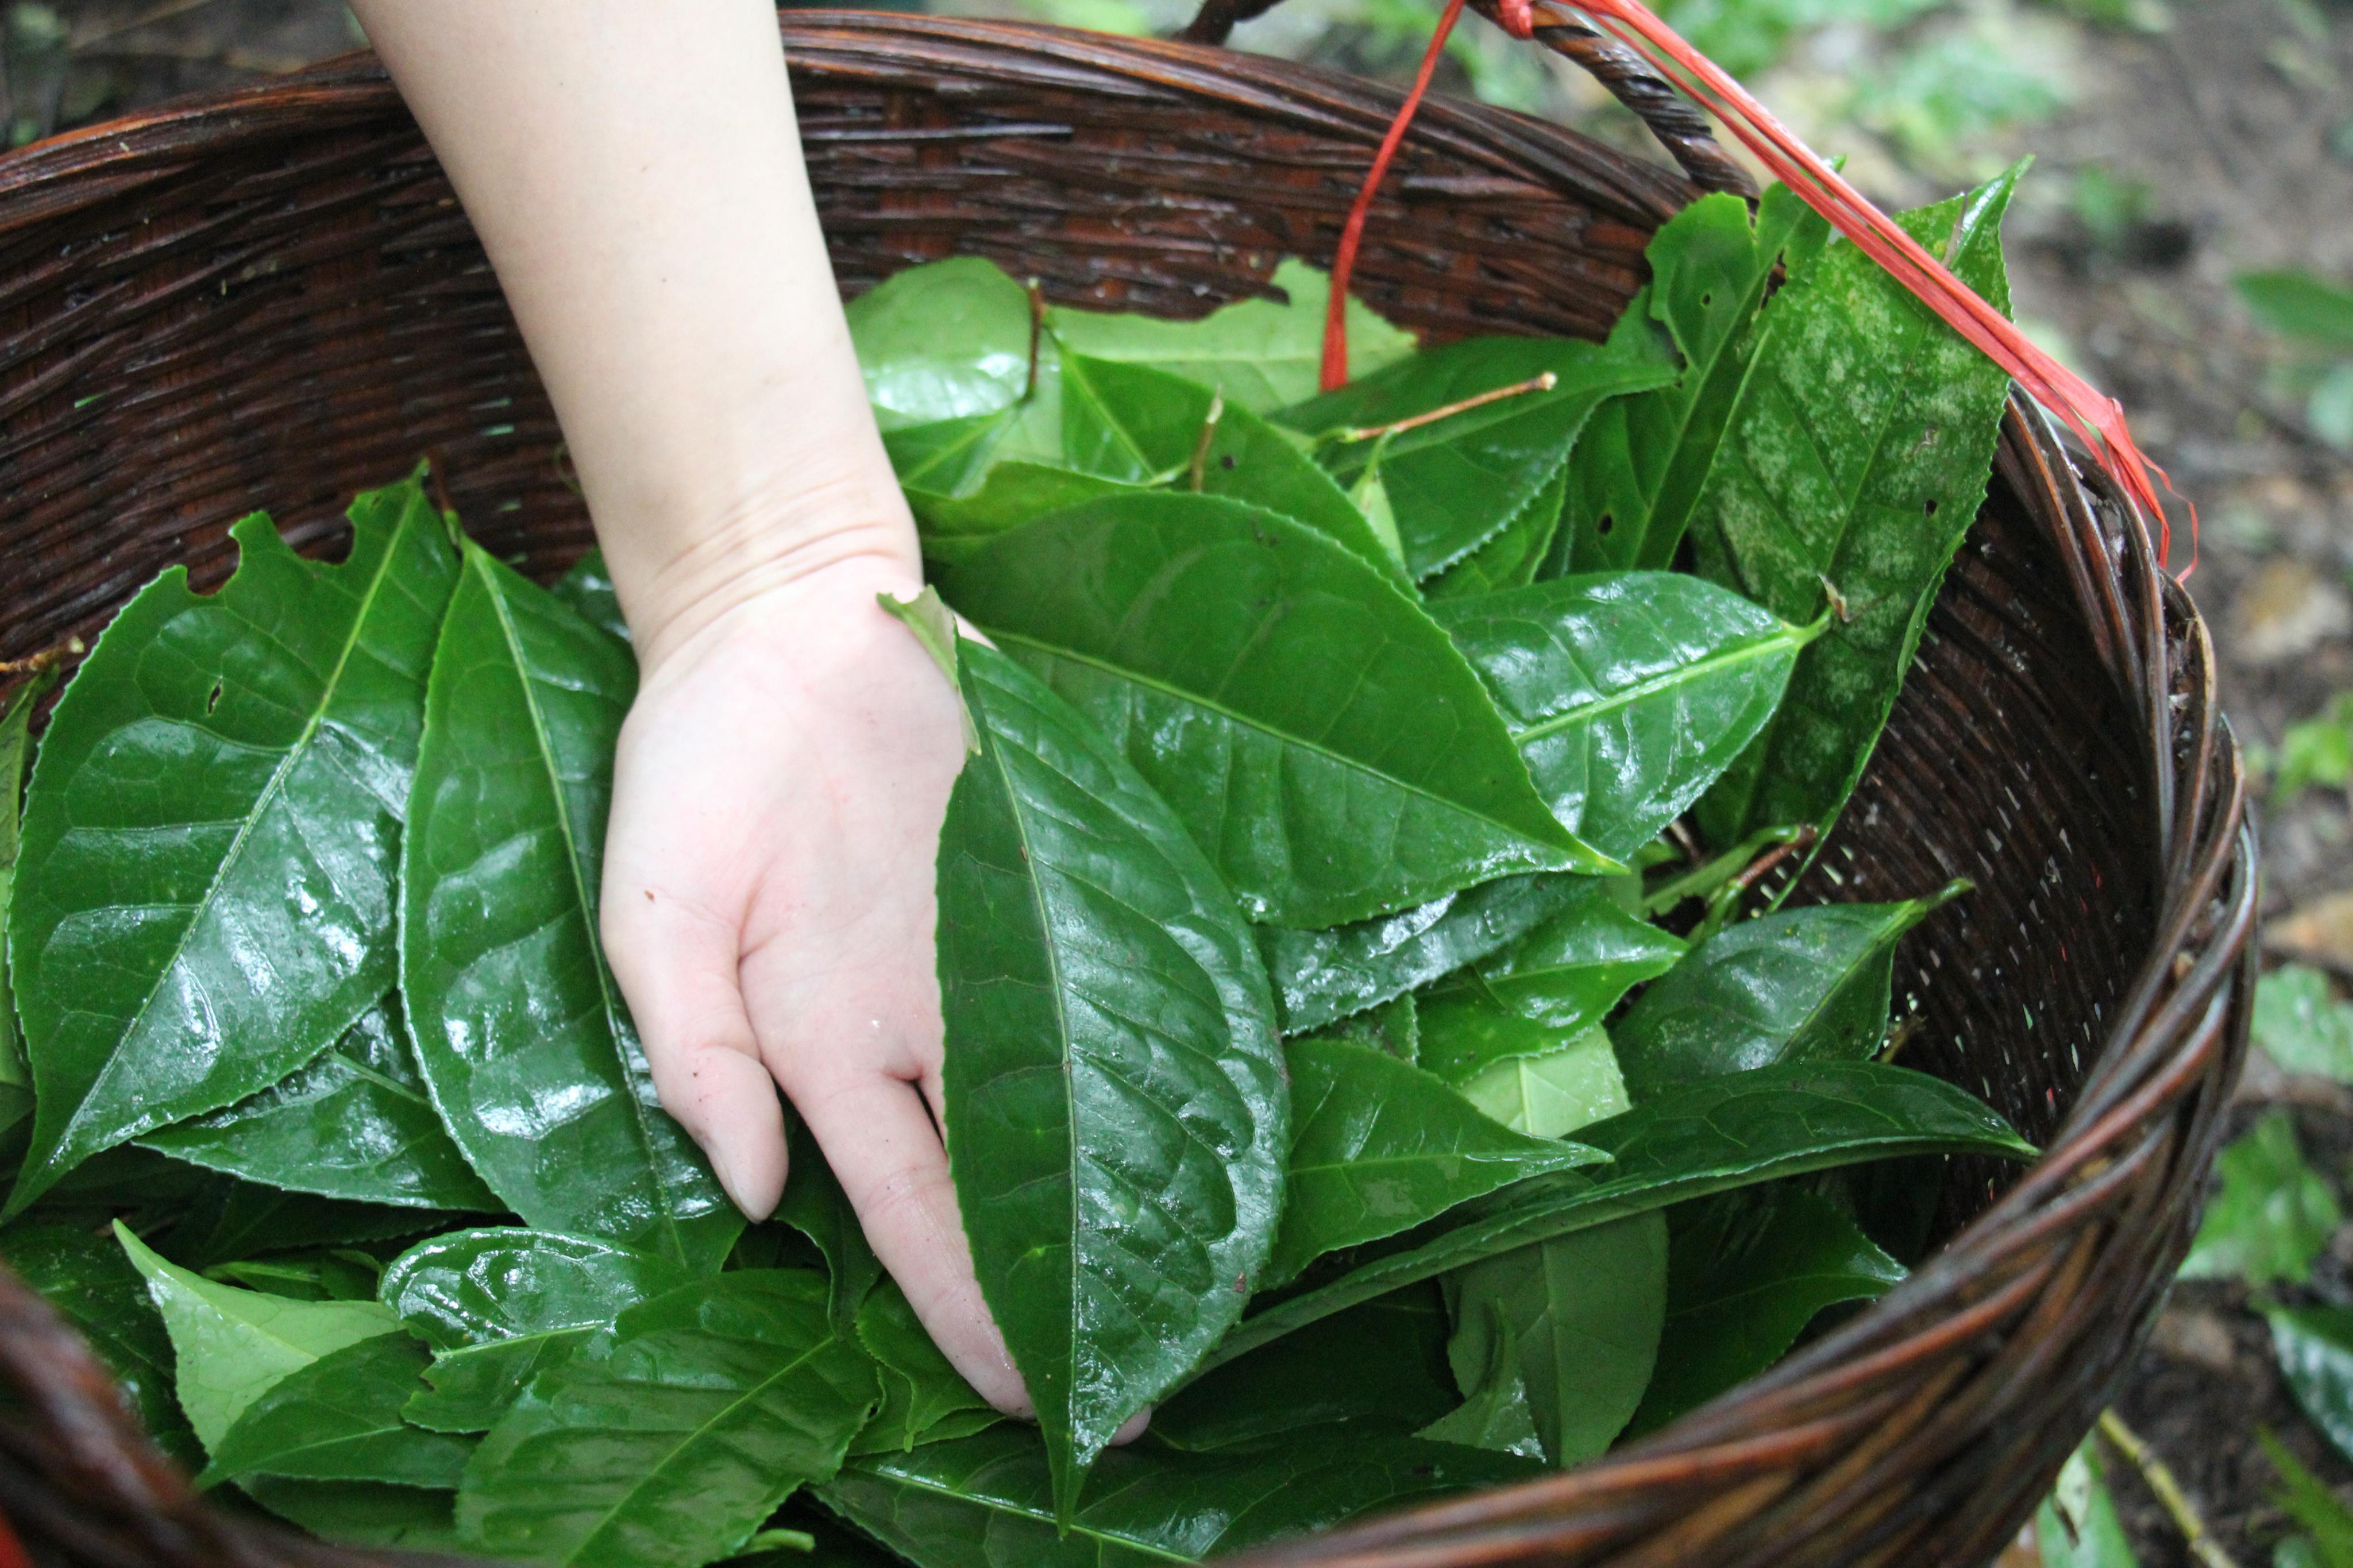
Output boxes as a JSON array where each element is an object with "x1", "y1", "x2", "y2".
[
  {"x1": 1025, "y1": 277, "x2": 1046, "y2": 402},
  {"x1": 0, "y1": 635, "x2": 84, "y2": 679},
  {"x1": 2097, "y1": 1409, "x2": 2243, "y2": 1568},
  {"x1": 1333, "y1": 373, "x2": 1559, "y2": 444},
  {"x1": 1691, "y1": 824, "x2": 1818, "y2": 941},
  {"x1": 1642, "y1": 824, "x2": 1804, "y2": 914},
  {"x1": 1187, "y1": 391, "x2": 1226, "y2": 492}
]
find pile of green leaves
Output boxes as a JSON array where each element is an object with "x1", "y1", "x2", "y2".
[{"x1": 0, "y1": 170, "x2": 2038, "y2": 1567}]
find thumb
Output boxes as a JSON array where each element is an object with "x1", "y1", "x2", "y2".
[{"x1": 603, "y1": 887, "x2": 786, "y2": 1221}]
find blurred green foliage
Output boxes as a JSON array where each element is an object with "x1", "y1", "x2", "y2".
[{"x1": 2239, "y1": 269, "x2": 2353, "y2": 450}]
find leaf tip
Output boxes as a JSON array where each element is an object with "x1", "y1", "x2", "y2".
[{"x1": 878, "y1": 587, "x2": 979, "y2": 755}]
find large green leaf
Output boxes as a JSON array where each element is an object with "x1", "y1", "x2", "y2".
[
  {"x1": 1691, "y1": 169, "x2": 2020, "y2": 842},
  {"x1": 1260, "y1": 872, "x2": 1585, "y2": 1034},
  {"x1": 1305, "y1": 991, "x2": 1421, "y2": 1064},
  {"x1": 379, "y1": 1227, "x2": 691, "y2": 1434},
  {"x1": 400, "y1": 543, "x2": 738, "y2": 1272},
  {"x1": 141, "y1": 994, "x2": 499, "y2": 1212},
  {"x1": 1279, "y1": 336, "x2": 1675, "y2": 581},
  {"x1": 1415, "y1": 1301, "x2": 1542, "y2": 1458},
  {"x1": 849, "y1": 257, "x2": 1039, "y2": 428},
  {"x1": 455, "y1": 1270, "x2": 877, "y2": 1568},
  {"x1": 550, "y1": 550, "x2": 629, "y2": 645},
  {"x1": 6, "y1": 484, "x2": 458, "y2": 1214},
  {"x1": 2037, "y1": 1441, "x2": 2143, "y2": 1568},
  {"x1": 242, "y1": 1478, "x2": 466, "y2": 1553},
  {"x1": 0, "y1": 664, "x2": 57, "y2": 1132},
  {"x1": 199, "y1": 1331, "x2": 473, "y2": 1489},
  {"x1": 818, "y1": 1422, "x2": 1540, "y2": 1567},
  {"x1": 114, "y1": 1219, "x2": 399, "y2": 1451},
  {"x1": 1630, "y1": 1184, "x2": 1903, "y2": 1434},
  {"x1": 1613, "y1": 893, "x2": 1958, "y2": 1099},
  {"x1": 157, "y1": 1179, "x2": 443, "y2": 1272},
  {"x1": 1422, "y1": 465, "x2": 1567, "y2": 602},
  {"x1": 1457, "y1": 1026, "x2": 1632, "y2": 1140},
  {"x1": 1564, "y1": 187, "x2": 1831, "y2": 573},
  {"x1": 852, "y1": 1276, "x2": 997, "y2": 1455},
  {"x1": 1151, "y1": 1286, "x2": 1458, "y2": 1452},
  {"x1": 1416, "y1": 880, "x2": 1684, "y2": 1087},
  {"x1": 934, "y1": 639, "x2": 1287, "y2": 1512},
  {"x1": 2271, "y1": 1306, "x2": 2353, "y2": 1467},
  {"x1": 2181, "y1": 1110, "x2": 2341, "y2": 1289},
  {"x1": 1050, "y1": 259, "x2": 1417, "y2": 414},
  {"x1": 2, "y1": 1221, "x2": 199, "y2": 1463},
  {"x1": 1198, "y1": 1061, "x2": 2030, "y2": 1372},
  {"x1": 905, "y1": 454, "x2": 1139, "y2": 568},
  {"x1": 941, "y1": 495, "x2": 1606, "y2": 927},
  {"x1": 1431, "y1": 573, "x2": 1812, "y2": 861},
  {"x1": 1445, "y1": 1212, "x2": 1668, "y2": 1464},
  {"x1": 1266, "y1": 1038, "x2": 1603, "y2": 1288}
]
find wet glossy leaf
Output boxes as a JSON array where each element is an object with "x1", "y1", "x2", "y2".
[
  {"x1": 1446, "y1": 1212, "x2": 1667, "y2": 1463},
  {"x1": 1422, "y1": 466, "x2": 1567, "y2": 602},
  {"x1": 1266, "y1": 1038, "x2": 1604, "y2": 1288},
  {"x1": 200, "y1": 1331, "x2": 473, "y2": 1489},
  {"x1": 1691, "y1": 169, "x2": 2020, "y2": 842},
  {"x1": 1152, "y1": 1285, "x2": 1457, "y2": 1452},
  {"x1": 550, "y1": 550, "x2": 629, "y2": 645},
  {"x1": 819, "y1": 1422, "x2": 1540, "y2": 1567},
  {"x1": 2257, "y1": 964, "x2": 2353, "y2": 1083},
  {"x1": 935, "y1": 641, "x2": 1287, "y2": 1511},
  {"x1": 941, "y1": 495, "x2": 1604, "y2": 926},
  {"x1": 160, "y1": 1179, "x2": 446, "y2": 1271},
  {"x1": 1432, "y1": 573, "x2": 1810, "y2": 862},
  {"x1": 401, "y1": 542, "x2": 738, "y2": 1272},
  {"x1": 207, "y1": 1250, "x2": 381, "y2": 1303},
  {"x1": 141, "y1": 994, "x2": 499, "y2": 1212},
  {"x1": 852, "y1": 1276, "x2": 995, "y2": 1455},
  {"x1": 2182, "y1": 1110, "x2": 2337, "y2": 1289},
  {"x1": 2037, "y1": 1440, "x2": 2142, "y2": 1568},
  {"x1": 1456, "y1": 1028, "x2": 1633, "y2": 1140},
  {"x1": 1050, "y1": 260, "x2": 1416, "y2": 414},
  {"x1": 849, "y1": 258, "x2": 1038, "y2": 428},
  {"x1": 115, "y1": 1219, "x2": 399, "y2": 1451},
  {"x1": 243, "y1": 1478, "x2": 466, "y2": 1552},
  {"x1": 2270, "y1": 1306, "x2": 2353, "y2": 1466},
  {"x1": 2, "y1": 1220, "x2": 199, "y2": 1463},
  {"x1": 906, "y1": 457, "x2": 1139, "y2": 568},
  {"x1": 379, "y1": 1227, "x2": 692, "y2": 1434},
  {"x1": 1613, "y1": 893, "x2": 1958, "y2": 1099},
  {"x1": 1564, "y1": 188, "x2": 1831, "y2": 573},
  {"x1": 1305, "y1": 992, "x2": 1419, "y2": 1063},
  {"x1": 0, "y1": 664, "x2": 57, "y2": 1131},
  {"x1": 1630, "y1": 1184, "x2": 1902, "y2": 1434},
  {"x1": 1201, "y1": 1061, "x2": 2030, "y2": 1371},
  {"x1": 7, "y1": 483, "x2": 458, "y2": 1214},
  {"x1": 777, "y1": 1112, "x2": 884, "y2": 1330},
  {"x1": 1415, "y1": 1300, "x2": 1543, "y2": 1458},
  {"x1": 1280, "y1": 336, "x2": 1675, "y2": 581},
  {"x1": 1417, "y1": 880, "x2": 1683, "y2": 1086},
  {"x1": 456, "y1": 1270, "x2": 877, "y2": 1568},
  {"x1": 1260, "y1": 872, "x2": 1586, "y2": 1034}
]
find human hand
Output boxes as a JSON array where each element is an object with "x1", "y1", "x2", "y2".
[{"x1": 597, "y1": 551, "x2": 1029, "y2": 1416}]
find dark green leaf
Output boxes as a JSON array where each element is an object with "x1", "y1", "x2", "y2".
[
  {"x1": 401, "y1": 542, "x2": 738, "y2": 1272},
  {"x1": 849, "y1": 258, "x2": 1039, "y2": 428},
  {"x1": 2271, "y1": 1307, "x2": 2353, "y2": 1467},
  {"x1": 1304, "y1": 991, "x2": 1419, "y2": 1063},
  {"x1": 1260, "y1": 872, "x2": 1586, "y2": 1034},
  {"x1": 1446, "y1": 1212, "x2": 1667, "y2": 1463},
  {"x1": 0, "y1": 664, "x2": 59, "y2": 1133},
  {"x1": 141, "y1": 994, "x2": 499, "y2": 1212},
  {"x1": 1563, "y1": 187, "x2": 1831, "y2": 573},
  {"x1": 379, "y1": 1226, "x2": 692, "y2": 1434},
  {"x1": 1630, "y1": 1184, "x2": 1902, "y2": 1434},
  {"x1": 1691, "y1": 168, "x2": 2020, "y2": 842},
  {"x1": 1415, "y1": 1300, "x2": 1543, "y2": 1458},
  {"x1": 818, "y1": 1422, "x2": 1540, "y2": 1567},
  {"x1": 1416, "y1": 880, "x2": 1683, "y2": 1087},
  {"x1": 1280, "y1": 337, "x2": 1675, "y2": 581},
  {"x1": 2265, "y1": 1432, "x2": 2353, "y2": 1568},
  {"x1": 942, "y1": 495, "x2": 1606, "y2": 926},
  {"x1": 935, "y1": 641, "x2": 1287, "y2": 1511},
  {"x1": 1431, "y1": 573, "x2": 1811, "y2": 862},
  {"x1": 456, "y1": 1271, "x2": 877, "y2": 1568},
  {"x1": 550, "y1": 550, "x2": 629, "y2": 644},
  {"x1": 2, "y1": 1220, "x2": 199, "y2": 1463},
  {"x1": 7, "y1": 482, "x2": 458, "y2": 1214},
  {"x1": 907, "y1": 458, "x2": 1139, "y2": 568},
  {"x1": 777, "y1": 1112, "x2": 885, "y2": 1330},
  {"x1": 115, "y1": 1219, "x2": 400, "y2": 1451},
  {"x1": 160, "y1": 1179, "x2": 448, "y2": 1271},
  {"x1": 1613, "y1": 892, "x2": 1959, "y2": 1099},
  {"x1": 1050, "y1": 259, "x2": 1416, "y2": 414},
  {"x1": 2036, "y1": 1440, "x2": 2142, "y2": 1568},
  {"x1": 242, "y1": 1478, "x2": 465, "y2": 1552},
  {"x1": 1455, "y1": 1026, "x2": 1631, "y2": 1140},
  {"x1": 2181, "y1": 1110, "x2": 2340, "y2": 1289},
  {"x1": 851, "y1": 1276, "x2": 996, "y2": 1455},
  {"x1": 1152, "y1": 1285, "x2": 1457, "y2": 1452},
  {"x1": 2239, "y1": 269, "x2": 2353, "y2": 349},
  {"x1": 2257, "y1": 965, "x2": 2353, "y2": 1083},
  {"x1": 207, "y1": 1250, "x2": 383, "y2": 1302},
  {"x1": 199, "y1": 1331, "x2": 473, "y2": 1488},
  {"x1": 1422, "y1": 465, "x2": 1567, "y2": 602},
  {"x1": 1198, "y1": 1061, "x2": 2030, "y2": 1372},
  {"x1": 1267, "y1": 1038, "x2": 1604, "y2": 1288}
]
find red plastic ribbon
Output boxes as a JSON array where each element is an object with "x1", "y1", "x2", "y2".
[{"x1": 1319, "y1": 0, "x2": 2189, "y2": 569}]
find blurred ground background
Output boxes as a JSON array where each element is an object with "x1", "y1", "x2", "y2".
[{"x1": 10, "y1": 0, "x2": 2353, "y2": 1562}]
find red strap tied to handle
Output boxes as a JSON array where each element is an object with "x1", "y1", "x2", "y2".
[{"x1": 1318, "y1": 0, "x2": 2190, "y2": 571}]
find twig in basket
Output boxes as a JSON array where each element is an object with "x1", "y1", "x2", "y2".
[
  {"x1": 1333, "y1": 373, "x2": 1556, "y2": 444},
  {"x1": 1025, "y1": 277, "x2": 1046, "y2": 402},
  {"x1": 2096, "y1": 1409, "x2": 2243, "y2": 1568},
  {"x1": 0, "y1": 636, "x2": 84, "y2": 679}
]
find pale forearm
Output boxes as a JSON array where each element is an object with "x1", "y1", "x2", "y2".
[{"x1": 350, "y1": 0, "x2": 914, "y2": 665}]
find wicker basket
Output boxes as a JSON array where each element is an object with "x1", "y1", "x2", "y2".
[{"x1": 0, "y1": 14, "x2": 2254, "y2": 1567}]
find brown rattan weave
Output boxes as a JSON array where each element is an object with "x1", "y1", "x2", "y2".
[{"x1": 0, "y1": 14, "x2": 2254, "y2": 1568}]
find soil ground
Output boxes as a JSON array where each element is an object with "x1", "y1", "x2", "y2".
[{"x1": 14, "y1": 0, "x2": 2353, "y2": 1562}]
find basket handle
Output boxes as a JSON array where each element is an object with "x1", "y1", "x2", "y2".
[{"x1": 1175, "y1": 0, "x2": 1754, "y2": 195}]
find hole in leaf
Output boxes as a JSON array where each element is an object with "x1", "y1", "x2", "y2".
[
  {"x1": 1596, "y1": 512, "x2": 1615, "y2": 536},
  {"x1": 1220, "y1": 454, "x2": 1236, "y2": 470},
  {"x1": 1700, "y1": 292, "x2": 1714, "y2": 309},
  {"x1": 1924, "y1": 499, "x2": 1939, "y2": 516},
  {"x1": 205, "y1": 679, "x2": 223, "y2": 714}
]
